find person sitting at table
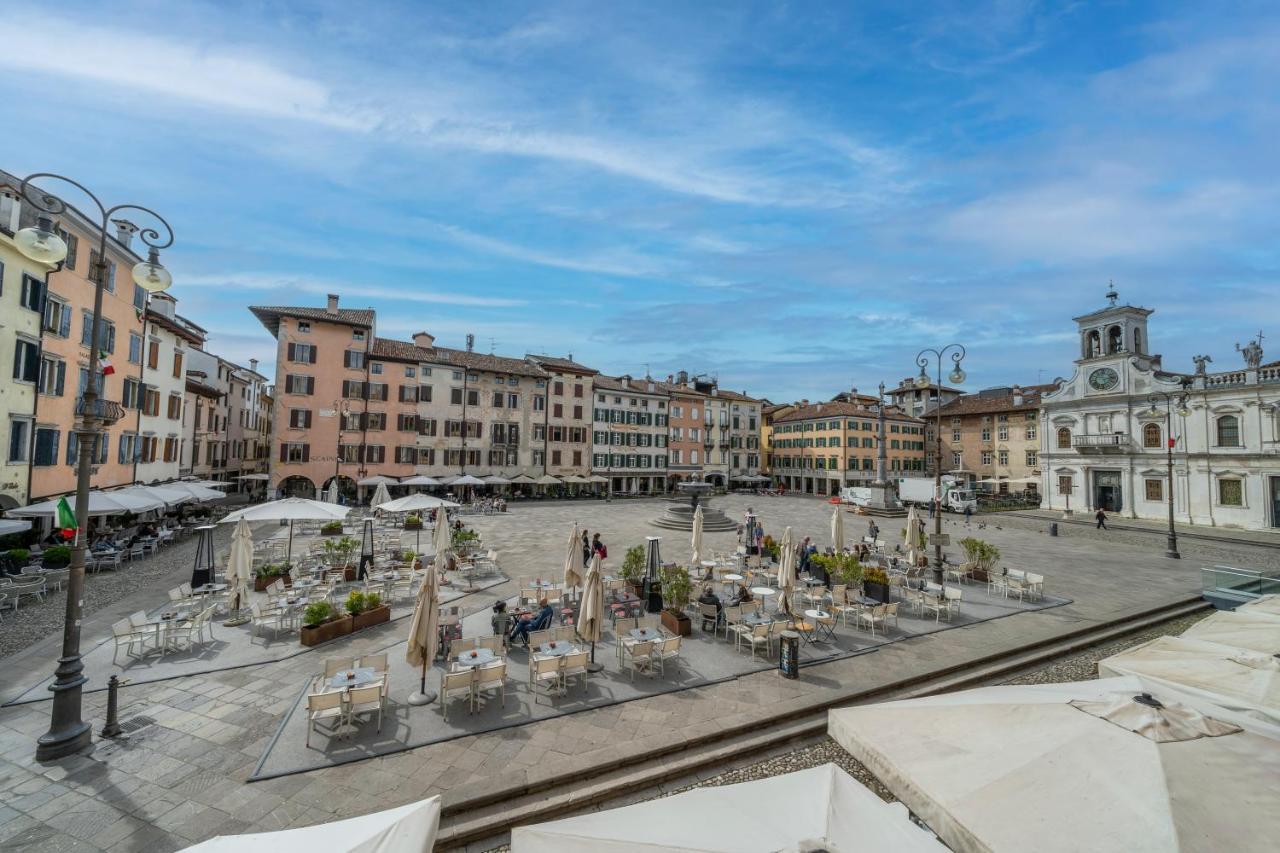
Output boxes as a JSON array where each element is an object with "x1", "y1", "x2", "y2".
[
  {"x1": 731, "y1": 583, "x2": 753, "y2": 605},
  {"x1": 491, "y1": 600, "x2": 513, "y2": 643},
  {"x1": 510, "y1": 598, "x2": 554, "y2": 647},
  {"x1": 697, "y1": 585, "x2": 724, "y2": 625}
]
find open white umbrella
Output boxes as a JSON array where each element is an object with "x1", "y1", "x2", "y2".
[
  {"x1": 111, "y1": 484, "x2": 194, "y2": 508},
  {"x1": 511, "y1": 763, "x2": 941, "y2": 853},
  {"x1": 370, "y1": 482, "x2": 392, "y2": 508},
  {"x1": 579, "y1": 551, "x2": 605, "y2": 672},
  {"x1": 587, "y1": 474, "x2": 609, "y2": 484},
  {"x1": 224, "y1": 518, "x2": 253, "y2": 623},
  {"x1": 163, "y1": 481, "x2": 227, "y2": 502},
  {"x1": 482, "y1": 474, "x2": 511, "y2": 485},
  {"x1": 452, "y1": 474, "x2": 486, "y2": 487},
  {"x1": 356, "y1": 474, "x2": 398, "y2": 486},
  {"x1": 509, "y1": 473, "x2": 537, "y2": 485},
  {"x1": 377, "y1": 494, "x2": 459, "y2": 513},
  {"x1": 1180, "y1": 609, "x2": 1280, "y2": 656},
  {"x1": 180, "y1": 796, "x2": 440, "y2": 853},
  {"x1": 0, "y1": 518, "x2": 32, "y2": 536},
  {"x1": 827, "y1": 677, "x2": 1280, "y2": 853},
  {"x1": 535, "y1": 474, "x2": 561, "y2": 486},
  {"x1": 691, "y1": 505, "x2": 704, "y2": 567},
  {"x1": 564, "y1": 523, "x2": 584, "y2": 600},
  {"x1": 1099, "y1": 634, "x2": 1280, "y2": 726},
  {"x1": 184, "y1": 479, "x2": 233, "y2": 489},
  {"x1": 406, "y1": 563, "x2": 440, "y2": 705},
  {"x1": 8, "y1": 491, "x2": 163, "y2": 517},
  {"x1": 561, "y1": 474, "x2": 591, "y2": 485},
  {"x1": 776, "y1": 526, "x2": 796, "y2": 617},
  {"x1": 831, "y1": 505, "x2": 845, "y2": 552},
  {"x1": 400, "y1": 475, "x2": 442, "y2": 487},
  {"x1": 219, "y1": 498, "x2": 348, "y2": 566}
]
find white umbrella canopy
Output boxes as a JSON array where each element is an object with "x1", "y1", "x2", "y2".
[
  {"x1": 225, "y1": 518, "x2": 253, "y2": 613},
  {"x1": 219, "y1": 498, "x2": 348, "y2": 523},
  {"x1": 690, "y1": 505, "x2": 704, "y2": 566},
  {"x1": 482, "y1": 474, "x2": 511, "y2": 485},
  {"x1": 1180, "y1": 609, "x2": 1280, "y2": 655},
  {"x1": 377, "y1": 494, "x2": 460, "y2": 513},
  {"x1": 827, "y1": 676, "x2": 1280, "y2": 853},
  {"x1": 830, "y1": 505, "x2": 845, "y2": 552},
  {"x1": 561, "y1": 474, "x2": 591, "y2": 484},
  {"x1": 0, "y1": 518, "x2": 32, "y2": 536},
  {"x1": 400, "y1": 475, "x2": 442, "y2": 487},
  {"x1": 111, "y1": 485, "x2": 193, "y2": 507},
  {"x1": 452, "y1": 474, "x2": 486, "y2": 487},
  {"x1": 163, "y1": 482, "x2": 228, "y2": 502},
  {"x1": 185, "y1": 479, "x2": 233, "y2": 489},
  {"x1": 534, "y1": 474, "x2": 561, "y2": 486},
  {"x1": 564, "y1": 523, "x2": 584, "y2": 593},
  {"x1": 509, "y1": 473, "x2": 537, "y2": 485},
  {"x1": 777, "y1": 526, "x2": 796, "y2": 615},
  {"x1": 370, "y1": 482, "x2": 392, "y2": 508},
  {"x1": 1239, "y1": 594, "x2": 1280, "y2": 617},
  {"x1": 8, "y1": 491, "x2": 163, "y2": 517},
  {"x1": 179, "y1": 796, "x2": 440, "y2": 853},
  {"x1": 356, "y1": 474, "x2": 399, "y2": 486},
  {"x1": 1099, "y1": 634, "x2": 1280, "y2": 726},
  {"x1": 511, "y1": 763, "x2": 942, "y2": 853},
  {"x1": 587, "y1": 475, "x2": 609, "y2": 484}
]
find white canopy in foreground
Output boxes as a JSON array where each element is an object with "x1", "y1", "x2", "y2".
[
  {"x1": 357, "y1": 474, "x2": 399, "y2": 486},
  {"x1": 180, "y1": 796, "x2": 439, "y2": 853},
  {"x1": 1099, "y1": 634, "x2": 1280, "y2": 726},
  {"x1": 111, "y1": 485, "x2": 194, "y2": 507},
  {"x1": 1180, "y1": 609, "x2": 1280, "y2": 655},
  {"x1": 511, "y1": 763, "x2": 941, "y2": 853},
  {"x1": 1239, "y1": 594, "x2": 1280, "y2": 617},
  {"x1": 219, "y1": 498, "x2": 349, "y2": 523},
  {"x1": 0, "y1": 518, "x2": 32, "y2": 536},
  {"x1": 828, "y1": 676, "x2": 1280, "y2": 853},
  {"x1": 161, "y1": 482, "x2": 228, "y2": 502},
  {"x1": 376, "y1": 494, "x2": 460, "y2": 514},
  {"x1": 8, "y1": 491, "x2": 163, "y2": 517}
]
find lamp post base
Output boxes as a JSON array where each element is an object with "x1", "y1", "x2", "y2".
[
  {"x1": 36, "y1": 721, "x2": 92, "y2": 762},
  {"x1": 586, "y1": 662, "x2": 605, "y2": 673},
  {"x1": 407, "y1": 691, "x2": 437, "y2": 706}
]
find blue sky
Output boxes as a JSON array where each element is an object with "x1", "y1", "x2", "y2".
[{"x1": 2, "y1": 1, "x2": 1276, "y2": 401}]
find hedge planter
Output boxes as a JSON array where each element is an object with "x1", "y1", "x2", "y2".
[
  {"x1": 300, "y1": 616, "x2": 352, "y2": 647},
  {"x1": 660, "y1": 609, "x2": 692, "y2": 637},
  {"x1": 352, "y1": 604, "x2": 391, "y2": 632},
  {"x1": 864, "y1": 581, "x2": 891, "y2": 604},
  {"x1": 404, "y1": 520, "x2": 423, "y2": 531},
  {"x1": 254, "y1": 572, "x2": 291, "y2": 592}
]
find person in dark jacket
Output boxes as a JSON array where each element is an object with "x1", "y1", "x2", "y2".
[
  {"x1": 698, "y1": 585, "x2": 724, "y2": 625},
  {"x1": 511, "y1": 599, "x2": 554, "y2": 647}
]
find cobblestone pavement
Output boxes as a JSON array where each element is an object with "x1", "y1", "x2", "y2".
[{"x1": 0, "y1": 495, "x2": 1231, "y2": 852}]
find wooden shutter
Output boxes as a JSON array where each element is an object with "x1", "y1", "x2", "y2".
[
  {"x1": 279, "y1": 443, "x2": 288, "y2": 462},
  {"x1": 309, "y1": 346, "x2": 317, "y2": 364},
  {"x1": 287, "y1": 342, "x2": 296, "y2": 361},
  {"x1": 306, "y1": 377, "x2": 315, "y2": 395},
  {"x1": 147, "y1": 340, "x2": 159, "y2": 369}
]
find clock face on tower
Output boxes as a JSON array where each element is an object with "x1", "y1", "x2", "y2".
[{"x1": 1088, "y1": 367, "x2": 1119, "y2": 391}]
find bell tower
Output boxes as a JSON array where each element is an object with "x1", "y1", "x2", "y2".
[{"x1": 1073, "y1": 283, "x2": 1153, "y2": 363}]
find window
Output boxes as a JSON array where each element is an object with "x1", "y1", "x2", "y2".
[
  {"x1": 343, "y1": 350, "x2": 364, "y2": 369},
  {"x1": 998, "y1": 450, "x2": 1008, "y2": 466},
  {"x1": 80, "y1": 313, "x2": 115, "y2": 352},
  {"x1": 405, "y1": 366, "x2": 415, "y2": 378},
  {"x1": 492, "y1": 391, "x2": 504, "y2": 407},
  {"x1": 466, "y1": 390, "x2": 479, "y2": 406},
  {"x1": 296, "y1": 321, "x2": 310, "y2": 333},
  {"x1": 19, "y1": 274, "x2": 45, "y2": 312},
  {"x1": 449, "y1": 387, "x2": 463, "y2": 405},
  {"x1": 952, "y1": 430, "x2": 961, "y2": 442},
  {"x1": 33, "y1": 427, "x2": 59, "y2": 466},
  {"x1": 172, "y1": 350, "x2": 183, "y2": 378},
  {"x1": 1145, "y1": 479, "x2": 1163, "y2": 502},
  {"x1": 88, "y1": 250, "x2": 117, "y2": 291},
  {"x1": 12, "y1": 339, "x2": 39, "y2": 383},
  {"x1": 285, "y1": 375, "x2": 315, "y2": 395},
  {"x1": 287, "y1": 342, "x2": 317, "y2": 363},
  {"x1": 1058, "y1": 475, "x2": 1073, "y2": 495},
  {"x1": 1143, "y1": 423, "x2": 1161, "y2": 448},
  {"x1": 167, "y1": 394, "x2": 182, "y2": 419},
  {"x1": 981, "y1": 451, "x2": 993, "y2": 465},
  {"x1": 132, "y1": 283, "x2": 147, "y2": 311},
  {"x1": 42, "y1": 297, "x2": 71, "y2": 337},
  {"x1": 1025, "y1": 425, "x2": 1037, "y2": 441},
  {"x1": 980, "y1": 428, "x2": 991, "y2": 441},
  {"x1": 147, "y1": 339, "x2": 159, "y2": 369},
  {"x1": 997, "y1": 426, "x2": 1008, "y2": 441},
  {"x1": 1026, "y1": 450, "x2": 1037, "y2": 467},
  {"x1": 289, "y1": 408, "x2": 312, "y2": 429},
  {"x1": 370, "y1": 362, "x2": 383, "y2": 375},
  {"x1": 1218, "y1": 479, "x2": 1243, "y2": 506},
  {"x1": 121, "y1": 377, "x2": 143, "y2": 409},
  {"x1": 128, "y1": 332, "x2": 144, "y2": 364},
  {"x1": 281, "y1": 442, "x2": 309, "y2": 463},
  {"x1": 55, "y1": 227, "x2": 78, "y2": 269},
  {"x1": 533, "y1": 395, "x2": 545, "y2": 412},
  {"x1": 8, "y1": 418, "x2": 31, "y2": 463},
  {"x1": 1216, "y1": 415, "x2": 1240, "y2": 447},
  {"x1": 352, "y1": 329, "x2": 365, "y2": 341},
  {"x1": 1056, "y1": 427, "x2": 1071, "y2": 449},
  {"x1": 952, "y1": 452, "x2": 961, "y2": 467},
  {"x1": 37, "y1": 356, "x2": 65, "y2": 396}
]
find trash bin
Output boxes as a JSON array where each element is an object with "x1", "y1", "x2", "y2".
[
  {"x1": 778, "y1": 630, "x2": 800, "y2": 680},
  {"x1": 1049, "y1": 523, "x2": 1059, "y2": 537}
]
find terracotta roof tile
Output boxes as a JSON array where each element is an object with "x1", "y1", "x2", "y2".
[
  {"x1": 526, "y1": 354, "x2": 598, "y2": 375},
  {"x1": 370, "y1": 338, "x2": 548, "y2": 377},
  {"x1": 936, "y1": 387, "x2": 1051, "y2": 417},
  {"x1": 775, "y1": 401, "x2": 921, "y2": 423},
  {"x1": 250, "y1": 305, "x2": 375, "y2": 337}
]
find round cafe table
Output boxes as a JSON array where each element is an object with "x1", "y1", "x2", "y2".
[
  {"x1": 327, "y1": 666, "x2": 378, "y2": 690},
  {"x1": 721, "y1": 572, "x2": 744, "y2": 596},
  {"x1": 750, "y1": 587, "x2": 776, "y2": 613},
  {"x1": 453, "y1": 647, "x2": 498, "y2": 668},
  {"x1": 533, "y1": 641, "x2": 578, "y2": 658},
  {"x1": 628, "y1": 627, "x2": 661, "y2": 642}
]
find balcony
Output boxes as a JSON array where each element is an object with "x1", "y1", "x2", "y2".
[
  {"x1": 1071, "y1": 433, "x2": 1130, "y2": 453},
  {"x1": 75, "y1": 397, "x2": 125, "y2": 425}
]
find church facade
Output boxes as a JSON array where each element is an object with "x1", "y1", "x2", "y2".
[{"x1": 1038, "y1": 291, "x2": 1280, "y2": 530}]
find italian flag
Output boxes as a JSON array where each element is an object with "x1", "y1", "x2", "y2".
[
  {"x1": 100, "y1": 351, "x2": 114, "y2": 376},
  {"x1": 56, "y1": 496, "x2": 77, "y2": 542}
]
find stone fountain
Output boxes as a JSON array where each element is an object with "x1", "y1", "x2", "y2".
[{"x1": 653, "y1": 482, "x2": 738, "y2": 531}]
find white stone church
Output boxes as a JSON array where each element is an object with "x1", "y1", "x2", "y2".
[{"x1": 1038, "y1": 290, "x2": 1280, "y2": 530}]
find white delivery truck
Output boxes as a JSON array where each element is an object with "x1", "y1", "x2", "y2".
[
  {"x1": 839, "y1": 486, "x2": 873, "y2": 507},
  {"x1": 896, "y1": 477, "x2": 977, "y2": 513}
]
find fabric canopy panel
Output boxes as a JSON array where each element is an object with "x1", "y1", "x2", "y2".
[
  {"x1": 0, "y1": 518, "x2": 32, "y2": 536},
  {"x1": 357, "y1": 475, "x2": 399, "y2": 486},
  {"x1": 482, "y1": 474, "x2": 511, "y2": 484},
  {"x1": 511, "y1": 763, "x2": 942, "y2": 853},
  {"x1": 376, "y1": 495, "x2": 459, "y2": 513},
  {"x1": 508, "y1": 473, "x2": 537, "y2": 484},
  {"x1": 219, "y1": 498, "x2": 349, "y2": 523},
  {"x1": 179, "y1": 796, "x2": 439, "y2": 852},
  {"x1": 399, "y1": 475, "x2": 442, "y2": 487},
  {"x1": 534, "y1": 474, "x2": 561, "y2": 485},
  {"x1": 452, "y1": 474, "x2": 486, "y2": 486},
  {"x1": 8, "y1": 491, "x2": 163, "y2": 517},
  {"x1": 1239, "y1": 594, "x2": 1280, "y2": 617},
  {"x1": 1180, "y1": 609, "x2": 1280, "y2": 656},
  {"x1": 111, "y1": 485, "x2": 193, "y2": 507},
  {"x1": 161, "y1": 482, "x2": 228, "y2": 502},
  {"x1": 827, "y1": 676, "x2": 1280, "y2": 853},
  {"x1": 1098, "y1": 634, "x2": 1280, "y2": 726}
]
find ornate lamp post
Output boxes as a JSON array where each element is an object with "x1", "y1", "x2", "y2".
[
  {"x1": 913, "y1": 344, "x2": 966, "y2": 584},
  {"x1": 16, "y1": 174, "x2": 174, "y2": 761},
  {"x1": 1145, "y1": 384, "x2": 1190, "y2": 559}
]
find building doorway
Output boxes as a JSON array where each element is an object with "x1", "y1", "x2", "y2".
[
  {"x1": 1270, "y1": 476, "x2": 1280, "y2": 528},
  {"x1": 1093, "y1": 470, "x2": 1123, "y2": 513}
]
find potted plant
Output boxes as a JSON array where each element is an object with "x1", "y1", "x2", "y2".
[
  {"x1": 3, "y1": 548, "x2": 31, "y2": 574},
  {"x1": 619, "y1": 545, "x2": 645, "y2": 597},
  {"x1": 299, "y1": 601, "x2": 352, "y2": 646},
  {"x1": 863, "y1": 567, "x2": 891, "y2": 603},
  {"x1": 959, "y1": 537, "x2": 1000, "y2": 581},
  {"x1": 451, "y1": 528, "x2": 480, "y2": 552},
  {"x1": 253, "y1": 562, "x2": 293, "y2": 591},
  {"x1": 41, "y1": 545, "x2": 72, "y2": 569},
  {"x1": 322, "y1": 536, "x2": 359, "y2": 580},
  {"x1": 320, "y1": 520, "x2": 344, "y2": 536},
  {"x1": 761, "y1": 535, "x2": 780, "y2": 563},
  {"x1": 659, "y1": 564, "x2": 693, "y2": 636},
  {"x1": 352, "y1": 591, "x2": 391, "y2": 631},
  {"x1": 403, "y1": 514, "x2": 422, "y2": 531},
  {"x1": 814, "y1": 553, "x2": 864, "y2": 589}
]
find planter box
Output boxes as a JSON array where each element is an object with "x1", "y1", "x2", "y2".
[
  {"x1": 404, "y1": 520, "x2": 423, "y2": 531},
  {"x1": 320, "y1": 527, "x2": 345, "y2": 537},
  {"x1": 351, "y1": 604, "x2": 391, "y2": 631},
  {"x1": 300, "y1": 616, "x2": 352, "y2": 647},
  {"x1": 41, "y1": 559, "x2": 70, "y2": 570},
  {"x1": 863, "y1": 581, "x2": 891, "y2": 604},
  {"x1": 254, "y1": 572, "x2": 290, "y2": 592},
  {"x1": 661, "y1": 609, "x2": 691, "y2": 637}
]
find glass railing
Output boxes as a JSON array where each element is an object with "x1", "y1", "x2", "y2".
[{"x1": 1200, "y1": 565, "x2": 1280, "y2": 603}]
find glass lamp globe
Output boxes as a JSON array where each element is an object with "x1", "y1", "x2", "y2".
[
  {"x1": 1147, "y1": 405, "x2": 1161, "y2": 418},
  {"x1": 949, "y1": 366, "x2": 967, "y2": 385},
  {"x1": 14, "y1": 216, "x2": 69, "y2": 265},
  {"x1": 914, "y1": 370, "x2": 930, "y2": 389},
  {"x1": 1177, "y1": 405, "x2": 1190, "y2": 418},
  {"x1": 132, "y1": 248, "x2": 172, "y2": 293}
]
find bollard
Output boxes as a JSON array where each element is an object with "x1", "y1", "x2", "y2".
[
  {"x1": 778, "y1": 630, "x2": 800, "y2": 679},
  {"x1": 1049, "y1": 523, "x2": 1059, "y2": 537},
  {"x1": 101, "y1": 674, "x2": 122, "y2": 738}
]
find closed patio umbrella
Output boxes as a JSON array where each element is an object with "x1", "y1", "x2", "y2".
[
  {"x1": 370, "y1": 481, "x2": 392, "y2": 508},
  {"x1": 406, "y1": 563, "x2": 440, "y2": 705},
  {"x1": 691, "y1": 505, "x2": 704, "y2": 568},
  {"x1": 432, "y1": 509, "x2": 452, "y2": 576},
  {"x1": 777, "y1": 526, "x2": 796, "y2": 617},
  {"x1": 223, "y1": 518, "x2": 253, "y2": 625},
  {"x1": 326, "y1": 479, "x2": 339, "y2": 504},
  {"x1": 831, "y1": 505, "x2": 845, "y2": 552},
  {"x1": 579, "y1": 551, "x2": 605, "y2": 672},
  {"x1": 563, "y1": 523, "x2": 584, "y2": 601}
]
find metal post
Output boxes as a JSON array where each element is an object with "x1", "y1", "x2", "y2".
[
  {"x1": 1146, "y1": 385, "x2": 1188, "y2": 560},
  {"x1": 914, "y1": 344, "x2": 966, "y2": 586},
  {"x1": 101, "y1": 675, "x2": 123, "y2": 738}
]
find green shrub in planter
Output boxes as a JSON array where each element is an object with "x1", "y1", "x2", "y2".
[
  {"x1": 303, "y1": 601, "x2": 333, "y2": 627},
  {"x1": 619, "y1": 545, "x2": 645, "y2": 581},
  {"x1": 6, "y1": 548, "x2": 31, "y2": 564},
  {"x1": 320, "y1": 520, "x2": 344, "y2": 535},
  {"x1": 659, "y1": 564, "x2": 693, "y2": 613},
  {"x1": 364, "y1": 592, "x2": 382, "y2": 610},
  {"x1": 344, "y1": 590, "x2": 367, "y2": 616},
  {"x1": 257, "y1": 563, "x2": 289, "y2": 577},
  {"x1": 42, "y1": 545, "x2": 73, "y2": 566}
]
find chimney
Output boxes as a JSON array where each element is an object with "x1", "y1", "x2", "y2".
[
  {"x1": 249, "y1": 358, "x2": 259, "y2": 374},
  {"x1": 677, "y1": 370, "x2": 688, "y2": 385},
  {"x1": 667, "y1": 374, "x2": 674, "y2": 383},
  {"x1": 113, "y1": 219, "x2": 138, "y2": 248},
  {"x1": 326, "y1": 293, "x2": 339, "y2": 315},
  {"x1": 1012, "y1": 384, "x2": 1024, "y2": 407},
  {"x1": 413, "y1": 331, "x2": 435, "y2": 348},
  {"x1": 567, "y1": 353, "x2": 573, "y2": 362},
  {"x1": 466, "y1": 333, "x2": 475, "y2": 352}
]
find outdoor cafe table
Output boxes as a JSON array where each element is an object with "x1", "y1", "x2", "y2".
[
  {"x1": 327, "y1": 666, "x2": 379, "y2": 691},
  {"x1": 721, "y1": 572, "x2": 743, "y2": 594},
  {"x1": 452, "y1": 647, "x2": 498, "y2": 669},
  {"x1": 533, "y1": 641, "x2": 578, "y2": 658},
  {"x1": 740, "y1": 612, "x2": 775, "y2": 627},
  {"x1": 804, "y1": 609, "x2": 836, "y2": 642},
  {"x1": 628, "y1": 627, "x2": 662, "y2": 643},
  {"x1": 139, "y1": 610, "x2": 192, "y2": 654},
  {"x1": 750, "y1": 587, "x2": 776, "y2": 612},
  {"x1": 292, "y1": 578, "x2": 320, "y2": 590}
]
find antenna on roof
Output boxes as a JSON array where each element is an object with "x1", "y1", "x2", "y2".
[
  {"x1": 466, "y1": 333, "x2": 475, "y2": 353},
  {"x1": 1105, "y1": 280, "x2": 1118, "y2": 307},
  {"x1": 488, "y1": 336, "x2": 497, "y2": 354}
]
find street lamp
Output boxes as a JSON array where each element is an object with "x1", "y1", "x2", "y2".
[
  {"x1": 15, "y1": 173, "x2": 174, "y2": 761},
  {"x1": 914, "y1": 344, "x2": 966, "y2": 584},
  {"x1": 1145, "y1": 384, "x2": 1191, "y2": 559}
]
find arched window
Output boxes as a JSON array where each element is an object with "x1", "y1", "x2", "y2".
[
  {"x1": 1143, "y1": 423, "x2": 1162, "y2": 448},
  {"x1": 1056, "y1": 427, "x2": 1072, "y2": 449},
  {"x1": 1107, "y1": 326, "x2": 1123, "y2": 354},
  {"x1": 1216, "y1": 415, "x2": 1240, "y2": 447},
  {"x1": 1086, "y1": 331, "x2": 1101, "y2": 358},
  {"x1": 1132, "y1": 328, "x2": 1142, "y2": 354}
]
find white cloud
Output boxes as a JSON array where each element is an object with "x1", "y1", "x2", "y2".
[{"x1": 180, "y1": 272, "x2": 527, "y2": 308}]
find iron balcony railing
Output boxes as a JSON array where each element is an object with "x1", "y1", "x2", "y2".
[
  {"x1": 75, "y1": 397, "x2": 125, "y2": 425},
  {"x1": 1071, "y1": 433, "x2": 1130, "y2": 449}
]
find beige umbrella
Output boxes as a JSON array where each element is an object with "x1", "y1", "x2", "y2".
[
  {"x1": 406, "y1": 564, "x2": 440, "y2": 705},
  {"x1": 1239, "y1": 594, "x2": 1280, "y2": 617},
  {"x1": 691, "y1": 505, "x2": 704, "y2": 568},
  {"x1": 777, "y1": 526, "x2": 796, "y2": 617},
  {"x1": 370, "y1": 481, "x2": 392, "y2": 508},
  {"x1": 1181, "y1": 609, "x2": 1280, "y2": 656},
  {"x1": 432, "y1": 510, "x2": 453, "y2": 581},
  {"x1": 222, "y1": 518, "x2": 254, "y2": 626},
  {"x1": 830, "y1": 505, "x2": 845, "y2": 552},
  {"x1": 579, "y1": 551, "x2": 605, "y2": 672},
  {"x1": 903, "y1": 506, "x2": 921, "y2": 566},
  {"x1": 564, "y1": 523, "x2": 584, "y2": 600}
]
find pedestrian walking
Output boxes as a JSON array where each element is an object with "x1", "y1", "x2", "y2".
[
  {"x1": 582, "y1": 529, "x2": 591, "y2": 566},
  {"x1": 964, "y1": 504, "x2": 973, "y2": 526},
  {"x1": 1095, "y1": 508, "x2": 1108, "y2": 530}
]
